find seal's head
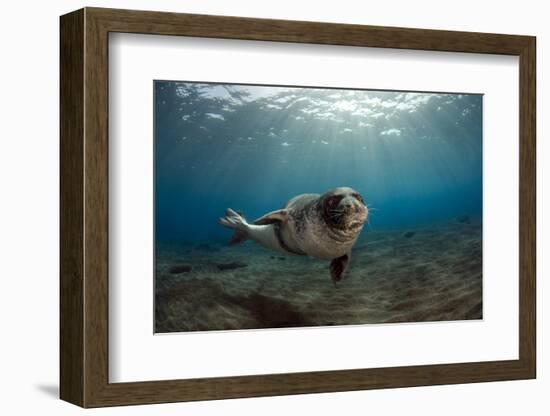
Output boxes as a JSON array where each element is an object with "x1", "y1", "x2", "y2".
[{"x1": 320, "y1": 187, "x2": 368, "y2": 232}]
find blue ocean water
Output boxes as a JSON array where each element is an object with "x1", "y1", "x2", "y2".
[{"x1": 154, "y1": 81, "x2": 482, "y2": 245}]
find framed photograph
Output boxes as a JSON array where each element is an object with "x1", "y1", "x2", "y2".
[{"x1": 60, "y1": 7, "x2": 536, "y2": 408}]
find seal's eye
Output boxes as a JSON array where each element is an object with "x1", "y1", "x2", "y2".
[
  {"x1": 352, "y1": 193, "x2": 364, "y2": 204},
  {"x1": 327, "y1": 196, "x2": 341, "y2": 208}
]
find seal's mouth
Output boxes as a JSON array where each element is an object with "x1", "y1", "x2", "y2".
[
  {"x1": 343, "y1": 207, "x2": 368, "y2": 228},
  {"x1": 330, "y1": 204, "x2": 367, "y2": 231}
]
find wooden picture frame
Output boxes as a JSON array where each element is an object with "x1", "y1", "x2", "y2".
[{"x1": 60, "y1": 7, "x2": 536, "y2": 408}]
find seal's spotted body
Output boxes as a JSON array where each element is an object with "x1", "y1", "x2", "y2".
[{"x1": 219, "y1": 187, "x2": 368, "y2": 284}]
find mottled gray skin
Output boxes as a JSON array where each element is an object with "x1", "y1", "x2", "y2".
[{"x1": 219, "y1": 187, "x2": 368, "y2": 283}]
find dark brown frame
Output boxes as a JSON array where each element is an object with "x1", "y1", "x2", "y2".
[{"x1": 60, "y1": 7, "x2": 536, "y2": 408}]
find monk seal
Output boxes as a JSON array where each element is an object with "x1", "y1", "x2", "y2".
[{"x1": 219, "y1": 187, "x2": 368, "y2": 284}]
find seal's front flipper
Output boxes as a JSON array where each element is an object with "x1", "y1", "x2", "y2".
[
  {"x1": 253, "y1": 209, "x2": 289, "y2": 225},
  {"x1": 219, "y1": 208, "x2": 249, "y2": 245},
  {"x1": 330, "y1": 253, "x2": 351, "y2": 285}
]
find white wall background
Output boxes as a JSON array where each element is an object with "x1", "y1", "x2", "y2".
[{"x1": 0, "y1": 0, "x2": 545, "y2": 414}]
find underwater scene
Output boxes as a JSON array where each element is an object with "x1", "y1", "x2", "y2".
[{"x1": 154, "y1": 81, "x2": 483, "y2": 333}]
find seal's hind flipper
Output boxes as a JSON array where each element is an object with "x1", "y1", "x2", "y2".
[
  {"x1": 253, "y1": 209, "x2": 288, "y2": 225},
  {"x1": 330, "y1": 253, "x2": 351, "y2": 285},
  {"x1": 229, "y1": 229, "x2": 248, "y2": 245},
  {"x1": 219, "y1": 208, "x2": 249, "y2": 245}
]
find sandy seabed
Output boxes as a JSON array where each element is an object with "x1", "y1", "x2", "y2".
[{"x1": 155, "y1": 220, "x2": 482, "y2": 333}]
